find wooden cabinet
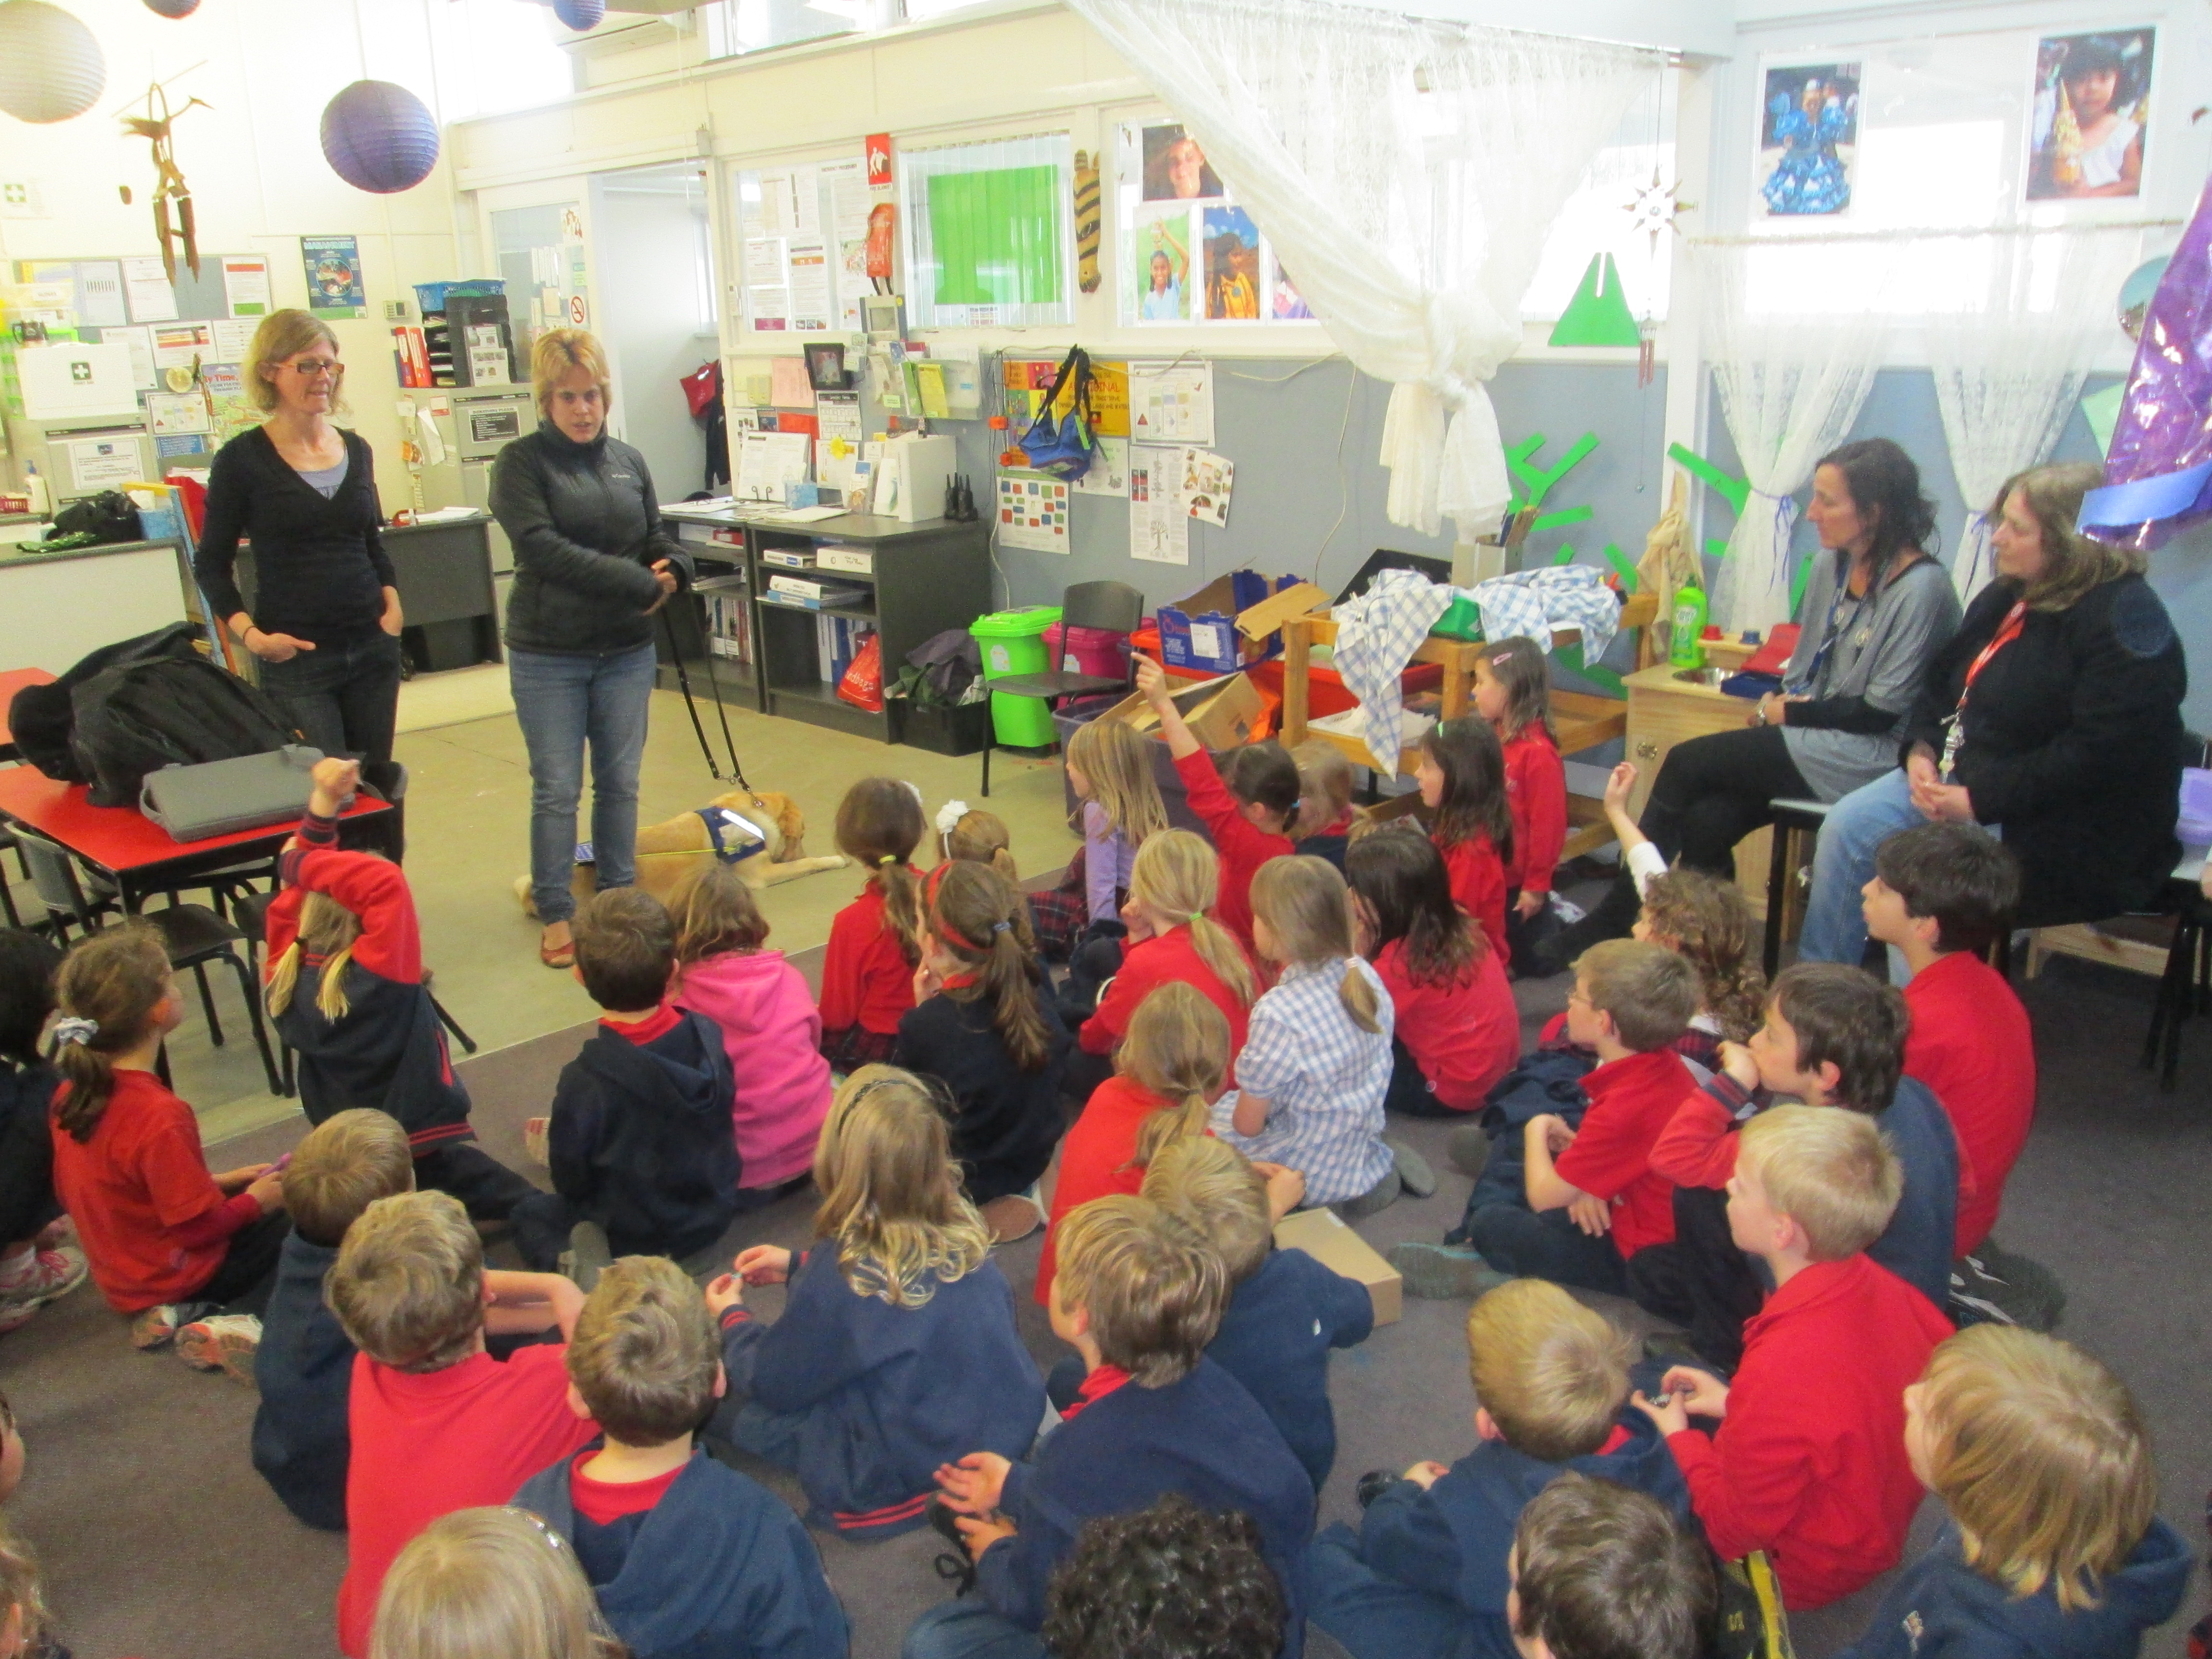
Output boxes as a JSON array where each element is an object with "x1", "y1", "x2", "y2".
[{"x1": 1621, "y1": 663, "x2": 1774, "y2": 919}]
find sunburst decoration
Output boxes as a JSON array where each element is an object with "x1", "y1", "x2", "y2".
[{"x1": 1625, "y1": 168, "x2": 1694, "y2": 258}]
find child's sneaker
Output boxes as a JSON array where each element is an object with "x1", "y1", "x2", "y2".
[
  {"x1": 0, "y1": 1246, "x2": 88, "y2": 1332},
  {"x1": 130, "y1": 1300, "x2": 213, "y2": 1350},
  {"x1": 559, "y1": 1221, "x2": 613, "y2": 1294},
  {"x1": 176, "y1": 1313, "x2": 263, "y2": 1384},
  {"x1": 1388, "y1": 1241, "x2": 1512, "y2": 1301}
]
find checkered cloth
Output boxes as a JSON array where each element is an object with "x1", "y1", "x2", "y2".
[
  {"x1": 1331, "y1": 568, "x2": 1454, "y2": 774},
  {"x1": 1213, "y1": 957, "x2": 1395, "y2": 1205},
  {"x1": 1467, "y1": 565, "x2": 1621, "y2": 661}
]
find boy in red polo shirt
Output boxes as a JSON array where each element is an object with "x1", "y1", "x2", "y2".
[
  {"x1": 1861, "y1": 823, "x2": 2034, "y2": 1257},
  {"x1": 1635, "y1": 1106, "x2": 1950, "y2": 1611}
]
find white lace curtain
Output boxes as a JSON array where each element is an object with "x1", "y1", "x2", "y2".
[{"x1": 1064, "y1": 0, "x2": 1661, "y2": 542}]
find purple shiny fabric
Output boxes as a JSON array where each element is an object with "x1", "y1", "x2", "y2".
[{"x1": 2083, "y1": 170, "x2": 2212, "y2": 551}]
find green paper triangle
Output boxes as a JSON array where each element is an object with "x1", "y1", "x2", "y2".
[
  {"x1": 2079, "y1": 383, "x2": 2125, "y2": 458},
  {"x1": 1549, "y1": 253, "x2": 1642, "y2": 348}
]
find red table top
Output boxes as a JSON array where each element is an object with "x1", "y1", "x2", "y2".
[
  {"x1": 0, "y1": 765, "x2": 388, "y2": 876},
  {"x1": 0, "y1": 667, "x2": 57, "y2": 748}
]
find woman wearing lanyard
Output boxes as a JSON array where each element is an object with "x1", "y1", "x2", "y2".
[
  {"x1": 1797, "y1": 461, "x2": 2188, "y2": 972},
  {"x1": 1547, "y1": 438, "x2": 1961, "y2": 959}
]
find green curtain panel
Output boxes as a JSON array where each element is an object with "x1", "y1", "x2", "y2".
[{"x1": 926, "y1": 164, "x2": 1063, "y2": 307}]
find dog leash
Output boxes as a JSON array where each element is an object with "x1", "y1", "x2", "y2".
[{"x1": 659, "y1": 602, "x2": 752, "y2": 791}]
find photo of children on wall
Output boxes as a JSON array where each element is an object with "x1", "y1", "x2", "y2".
[
  {"x1": 1132, "y1": 208, "x2": 1192, "y2": 321},
  {"x1": 1203, "y1": 205, "x2": 1261, "y2": 321},
  {"x1": 2027, "y1": 29, "x2": 2152, "y2": 201},
  {"x1": 1272, "y1": 261, "x2": 1313, "y2": 320},
  {"x1": 1755, "y1": 61, "x2": 1860, "y2": 217},
  {"x1": 1142, "y1": 124, "x2": 1223, "y2": 202}
]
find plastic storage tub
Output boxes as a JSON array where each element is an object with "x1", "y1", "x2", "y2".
[
  {"x1": 1044, "y1": 621, "x2": 1130, "y2": 681},
  {"x1": 971, "y1": 606, "x2": 1063, "y2": 747}
]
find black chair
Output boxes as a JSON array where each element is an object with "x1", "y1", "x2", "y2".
[
  {"x1": 13, "y1": 829, "x2": 283, "y2": 1096},
  {"x1": 0, "y1": 826, "x2": 25, "y2": 932},
  {"x1": 979, "y1": 581, "x2": 1144, "y2": 798},
  {"x1": 1762, "y1": 797, "x2": 1832, "y2": 978},
  {"x1": 2141, "y1": 872, "x2": 2210, "y2": 1092}
]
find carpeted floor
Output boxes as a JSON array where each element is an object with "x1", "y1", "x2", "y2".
[{"x1": 4, "y1": 908, "x2": 2206, "y2": 1659}]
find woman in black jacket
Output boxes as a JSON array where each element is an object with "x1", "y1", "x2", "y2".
[
  {"x1": 194, "y1": 310, "x2": 404, "y2": 785},
  {"x1": 1799, "y1": 461, "x2": 2188, "y2": 969},
  {"x1": 490, "y1": 328, "x2": 692, "y2": 968}
]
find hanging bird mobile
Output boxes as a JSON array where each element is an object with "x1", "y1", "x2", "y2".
[{"x1": 121, "y1": 78, "x2": 210, "y2": 284}]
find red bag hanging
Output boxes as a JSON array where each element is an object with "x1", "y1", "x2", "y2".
[{"x1": 837, "y1": 634, "x2": 885, "y2": 712}]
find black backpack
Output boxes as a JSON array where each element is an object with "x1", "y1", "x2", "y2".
[{"x1": 50, "y1": 490, "x2": 143, "y2": 546}]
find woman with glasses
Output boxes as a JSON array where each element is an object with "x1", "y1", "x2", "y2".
[{"x1": 195, "y1": 309, "x2": 406, "y2": 803}]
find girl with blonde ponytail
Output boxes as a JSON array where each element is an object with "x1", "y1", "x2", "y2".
[
  {"x1": 1033, "y1": 981, "x2": 1229, "y2": 1304},
  {"x1": 893, "y1": 862, "x2": 1069, "y2": 1229}
]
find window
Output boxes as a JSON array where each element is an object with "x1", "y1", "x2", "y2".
[
  {"x1": 431, "y1": 0, "x2": 574, "y2": 120},
  {"x1": 700, "y1": 0, "x2": 889, "y2": 60},
  {"x1": 1520, "y1": 73, "x2": 1678, "y2": 324},
  {"x1": 900, "y1": 133, "x2": 1074, "y2": 328}
]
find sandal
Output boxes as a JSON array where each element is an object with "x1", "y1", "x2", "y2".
[{"x1": 540, "y1": 934, "x2": 576, "y2": 970}]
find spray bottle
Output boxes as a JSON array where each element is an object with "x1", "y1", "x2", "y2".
[{"x1": 1668, "y1": 576, "x2": 1708, "y2": 670}]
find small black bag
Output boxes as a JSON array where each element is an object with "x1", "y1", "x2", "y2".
[{"x1": 49, "y1": 490, "x2": 143, "y2": 546}]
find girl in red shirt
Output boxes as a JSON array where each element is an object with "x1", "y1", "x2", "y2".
[
  {"x1": 1474, "y1": 637, "x2": 1568, "y2": 970},
  {"x1": 1346, "y1": 826, "x2": 1518, "y2": 1115},
  {"x1": 1037, "y1": 980, "x2": 1228, "y2": 1301},
  {"x1": 818, "y1": 778, "x2": 926, "y2": 1073},
  {"x1": 1414, "y1": 716, "x2": 1513, "y2": 958},
  {"x1": 47, "y1": 924, "x2": 288, "y2": 1358}
]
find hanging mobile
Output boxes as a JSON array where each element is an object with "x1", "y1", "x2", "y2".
[
  {"x1": 1624, "y1": 168, "x2": 1694, "y2": 390},
  {"x1": 121, "y1": 73, "x2": 211, "y2": 283}
]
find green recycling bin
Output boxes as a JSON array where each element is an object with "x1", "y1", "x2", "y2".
[{"x1": 971, "y1": 605, "x2": 1063, "y2": 747}]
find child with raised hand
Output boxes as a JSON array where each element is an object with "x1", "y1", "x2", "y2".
[
  {"x1": 1290, "y1": 740, "x2": 1358, "y2": 872},
  {"x1": 819, "y1": 777, "x2": 927, "y2": 1072},
  {"x1": 267, "y1": 755, "x2": 535, "y2": 1222},
  {"x1": 1039, "y1": 980, "x2": 1229, "y2": 1304},
  {"x1": 46, "y1": 922, "x2": 287, "y2": 1358},
  {"x1": 896, "y1": 861, "x2": 1069, "y2": 1228},
  {"x1": 1474, "y1": 637, "x2": 1566, "y2": 971},
  {"x1": 1346, "y1": 826, "x2": 1518, "y2": 1117},
  {"x1": 669, "y1": 859, "x2": 830, "y2": 1211},
  {"x1": 1837, "y1": 1326, "x2": 2188, "y2": 1659},
  {"x1": 1415, "y1": 716, "x2": 1514, "y2": 961},
  {"x1": 706, "y1": 1066, "x2": 1044, "y2": 1543},
  {"x1": 0, "y1": 929, "x2": 84, "y2": 1334},
  {"x1": 368, "y1": 1505, "x2": 620, "y2": 1659},
  {"x1": 1134, "y1": 654, "x2": 1297, "y2": 950},
  {"x1": 1214, "y1": 855, "x2": 1421, "y2": 1218}
]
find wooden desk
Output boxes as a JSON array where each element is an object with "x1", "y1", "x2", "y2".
[
  {"x1": 0, "y1": 667, "x2": 58, "y2": 763},
  {"x1": 1622, "y1": 662, "x2": 1776, "y2": 918}
]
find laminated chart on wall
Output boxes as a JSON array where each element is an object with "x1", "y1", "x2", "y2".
[
  {"x1": 1178, "y1": 446, "x2": 1233, "y2": 526},
  {"x1": 1128, "y1": 359, "x2": 1214, "y2": 445},
  {"x1": 1073, "y1": 436, "x2": 1130, "y2": 497},
  {"x1": 996, "y1": 473, "x2": 1071, "y2": 554},
  {"x1": 1129, "y1": 445, "x2": 1190, "y2": 565}
]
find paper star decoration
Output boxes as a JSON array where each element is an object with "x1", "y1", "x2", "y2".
[{"x1": 1625, "y1": 169, "x2": 1694, "y2": 256}]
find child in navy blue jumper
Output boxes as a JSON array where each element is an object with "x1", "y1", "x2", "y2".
[
  {"x1": 1306, "y1": 1277, "x2": 1691, "y2": 1659},
  {"x1": 1836, "y1": 1325, "x2": 2187, "y2": 1659},
  {"x1": 915, "y1": 1193, "x2": 1316, "y2": 1659},
  {"x1": 1141, "y1": 1135, "x2": 1370, "y2": 1492},
  {"x1": 707, "y1": 1065, "x2": 1042, "y2": 1541},
  {"x1": 514, "y1": 1254, "x2": 849, "y2": 1659},
  {"x1": 266, "y1": 757, "x2": 534, "y2": 1224},
  {"x1": 1506, "y1": 1474, "x2": 1715, "y2": 1659}
]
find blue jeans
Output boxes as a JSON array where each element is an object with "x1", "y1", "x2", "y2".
[
  {"x1": 257, "y1": 630, "x2": 403, "y2": 769},
  {"x1": 509, "y1": 641, "x2": 658, "y2": 925},
  {"x1": 1305, "y1": 1526, "x2": 1467, "y2": 1659},
  {"x1": 902, "y1": 1600, "x2": 1046, "y2": 1659}
]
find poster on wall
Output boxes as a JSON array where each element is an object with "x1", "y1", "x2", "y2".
[
  {"x1": 1116, "y1": 122, "x2": 1310, "y2": 327},
  {"x1": 2026, "y1": 29, "x2": 2152, "y2": 201},
  {"x1": 1754, "y1": 61, "x2": 1861, "y2": 217},
  {"x1": 1128, "y1": 446, "x2": 1189, "y2": 565},
  {"x1": 302, "y1": 236, "x2": 368, "y2": 320},
  {"x1": 1202, "y1": 206, "x2": 1262, "y2": 320},
  {"x1": 1128, "y1": 359, "x2": 1214, "y2": 446},
  {"x1": 996, "y1": 473, "x2": 1070, "y2": 554},
  {"x1": 121, "y1": 254, "x2": 178, "y2": 323},
  {"x1": 221, "y1": 254, "x2": 273, "y2": 317},
  {"x1": 1073, "y1": 436, "x2": 1130, "y2": 498}
]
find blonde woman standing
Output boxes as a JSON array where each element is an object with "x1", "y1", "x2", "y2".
[
  {"x1": 194, "y1": 310, "x2": 404, "y2": 792},
  {"x1": 490, "y1": 328, "x2": 692, "y2": 969}
]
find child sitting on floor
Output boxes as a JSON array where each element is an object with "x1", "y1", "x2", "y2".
[
  {"x1": 1837, "y1": 1325, "x2": 2188, "y2": 1659},
  {"x1": 1505, "y1": 1475, "x2": 1716, "y2": 1659},
  {"x1": 918, "y1": 1194, "x2": 1314, "y2": 1659},
  {"x1": 0, "y1": 929, "x2": 83, "y2": 1334},
  {"x1": 1290, "y1": 741, "x2": 1358, "y2": 872},
  {"x1": 1143, "y1": 1135, "x2": 1370, "y2": 1491},
  {"x1": 514, "y1": 1256, "x2": 849, "y2": 1659},
  {"x1": 1053, "y1": 715, "x2": 1169, "y2": 950},
  {"x1": 267, "y1": 757, "x2": 535, "y2": 1224},
  {"x1": 1416, "y1": 717, "x2": 1514, "y2": 961},
  {"x1": 1474, "y1": 637, "x2": 1566, "y2": 973},
  {"x1": 1307, "y1": 1279, "x2": 1692, "y2": 1659},
  {"x1": 46, "y1": 922, "x2": 288, "y2": 1359},
  {"x1": 1041, "y1": 1493, "x2": 1287, "y2": 1659},
  {"x1": 895, "y1": 861, "x2": 1069, "y2": 1232},
  {"x1": 819, "y1": 778, "x2": 926, "y2": 1071},
  {"x1": 670, "y1": 859, "x2": 830, "y2": 1211},
  {"x1": 707, "y1": 1066, "x2": 1043, "y2": 1542},
  {"x1": 252, "y1": 1107, "x2": 414, "y2": 1529},
  {"x1": 1634, "y1": 1105, "x2": 1951, "y2": 1611},
  {"x1": 367, "y1": 1505, "x2": 616, "y2": 1659},
  {"x1": 1346, "y1": 826, "x2": 1518, "y2": 1118},
  {"x1": 515, "y1": 888, "x2": 740, "y2": 1281},
  {"x1": 1214, "y1": 856, "x2": 1416, "y2": 1218},
  {"x1": 328, "y1": 1190, "x2": 591, "y2": 1657},
  {"x1": 1135, "y1": 654, "x2": 1297, "y2": 951},
  {"x1": 1038, "y1": 979, "x2": 1227, "y2": 1303}
]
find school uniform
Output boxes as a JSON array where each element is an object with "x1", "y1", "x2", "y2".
[
  {"x1": 817, "y1": 870, "x2": 920, "y2": 1067},
  {"x1": 1211, "y1": 1246, "x2": 1374, "y2": 1491},
  {"x1": 1077, "y1": 922, "x2": 1253, "y2": 1077},
  {"x1": 1373, "y1": 938, "x2": 1518, "y2": 1115},
  {"x1": 1833, "y1": 1516, "x2": 2189, "y2": 1659},
  {"x1": 250, "y1": 1229, "x2": 354, "y2": 1531},
  {"x1": 1668, "y1": 1253, "x2": 1952, "y2": 1611},
  {"x1": 1499, "y1": 727, "x2": 1567, "y2": 899},
  {"x1": 514, "y1": 1443, "x2": 850, "y2": 1659},
  {"x1": 714, "y1": 1244, "x2": 1042, "y2": 1540},
  {"x1": 511, "y1": 1004, "x2": 741, "y2": 1271},
  {"x1": 1306, "y1": 1413, "x2": 1692, "y2": 1659},
  {"x1": 0, "y1": 1057, "x2": 59, "y2": 1250},
  {"x1": 895, "y1": 981, "x2": 1069, "y2": 1205},
  {"x1": 1297, "y1": 810, "x2": 1357, "y2": 873},
  {"x1": 1902, "y1": 951, "x2": 2035, "y2": 1255},
  {"x1": 1034, "y1": 1074, "x2": 1166, "y2": 1304},
  {"x1": 1434, "y1": 834, "x2": 1510, "y2": 958},
  {"x1": 1173, "y1": 748, "x2": 1294, "y2": 950}
]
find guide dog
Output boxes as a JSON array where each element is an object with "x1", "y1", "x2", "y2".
[{"x1": 515, "y1": 788, "x2": 847, "y2": 917}]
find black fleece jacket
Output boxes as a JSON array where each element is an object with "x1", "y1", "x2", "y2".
[{"x1": 194, "y1": 427, "x2": 394, "y2": 645}]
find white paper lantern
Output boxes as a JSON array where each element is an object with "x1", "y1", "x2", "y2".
[{"x1": 0, "y1": 0, "x2": 107, "y2": 125}]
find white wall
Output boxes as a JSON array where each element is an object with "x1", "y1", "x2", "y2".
[{"x1": 589, "y1": 165, "x2": 719, "y2": 497}]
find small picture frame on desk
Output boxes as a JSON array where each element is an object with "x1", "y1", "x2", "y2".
[{"x1": 805, "y1": 342, "x2": 851, "y2": 391}]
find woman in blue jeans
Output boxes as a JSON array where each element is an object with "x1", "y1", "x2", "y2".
[
  {"x1": 491, "y1": 328, "x2": 691, "y2": 968},
  {"x1": 1798, "y1": 462, "x2": 2188, "y2": 974}
]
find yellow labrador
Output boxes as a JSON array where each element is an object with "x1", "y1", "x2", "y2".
[{"x1": 515, "y1": 788, "x2": 847, "y2": 917}]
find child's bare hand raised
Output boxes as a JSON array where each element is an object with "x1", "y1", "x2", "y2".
[
  {"x1": 1603, "y1": 761, "x2": 1638, "y2": 817},
  {"x1": 934, "y1": 1451, "x2": 1010, "y2": 1515},
  {"x1": 1717, "y1": 1041, "x2": 1760, "y2": 1093},
  {"x1": 732, "y1": 1245, "x2": 793, "y2": 1286},
  {"x1": 307, "y1": 757, "x2": 361, "y2": 817},
  {"x1": 1133, "y1": 653, "x2": 1172, "y2": 710}
]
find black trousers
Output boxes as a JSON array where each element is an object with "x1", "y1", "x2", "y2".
[
  {"x1": 196, "y1": 1210, "x2": 291, "y2": 1317},
  {"x1": 412, "y1": 1142, "x2": 538, "y2": 1225},
  {"x1": 1636, "y1": 724, "x2": 1814, "y2": 878},
  {"x1": 1382, "y1": 1038, "x2": 1461, "y2": 1118},
  {"x1": 1624, "y1": 1184, "x2": 1766, "y2": 1371}
]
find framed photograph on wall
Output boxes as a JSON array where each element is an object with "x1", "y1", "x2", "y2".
[
  {"x1": 1754, "y1": 60, "x2": 1862, "y2": 218},
  {"x1": 2026, "y1": 28, "x2": 2153, "y2": 202}
]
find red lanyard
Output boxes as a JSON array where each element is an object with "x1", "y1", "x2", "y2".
[{"x1": 1958, "y1": 602, "x2": 2026, "y2": 705}]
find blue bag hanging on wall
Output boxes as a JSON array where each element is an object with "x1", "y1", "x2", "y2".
[{"x1": 1018, "y1": 345, "x2": 1097, "y2": 481}]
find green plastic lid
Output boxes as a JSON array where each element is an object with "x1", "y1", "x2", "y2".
[{"x1": 970, "y1": 606, "x2": 1063, "y2": 638}]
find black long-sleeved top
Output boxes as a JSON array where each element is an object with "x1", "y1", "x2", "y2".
[
  {"x1": 894, "y1": 986, "x2": 1069, "y2": 1205},
  {"x1": 193, "y1": 427, "x2": 393, "y2": 646},
  {"x1": 488, "y1": 422, "x2": 692, "y2": 656}
]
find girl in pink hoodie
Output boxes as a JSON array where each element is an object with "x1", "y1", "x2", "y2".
[{"x1": 669, "y1": 861, "x2": 831, "y2": 1204}]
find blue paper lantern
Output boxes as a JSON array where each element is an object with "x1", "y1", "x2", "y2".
[
  {"x1": 320, "y1": 80, "x2": 441, "y2": 194},
  {"x1": 552, "y1": 0, "x2": 605, "y2": 28},
  {"x1": 0, "y1": 0, "x2": 107, "y2": 125},
  {"x1": 142, "y1": 0, "x2": 200, "y2": 16}
]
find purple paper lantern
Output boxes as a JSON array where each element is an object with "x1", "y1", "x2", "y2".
[
  {"x1": 142, "y1": 0, "x2": 201, "y2": 17},
  {"x1": 0, "y1": 0, "x2": 107, "y2": 124},
  {"x1": 552, "y1": 0, "x2": 605, "y2": 28},
  {"x1": 320, "y1": 80, "x2": 441, "y2": 195}
]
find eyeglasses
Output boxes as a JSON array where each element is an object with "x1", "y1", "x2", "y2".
[{"x1": 286, "y1": 358, "x2": 342, "y2": 379}]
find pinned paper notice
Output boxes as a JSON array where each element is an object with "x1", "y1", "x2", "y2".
[
  {"x1": 1178, "y1": 446, "x2": 1233, "y2": 527},
  {"x1": 769, "y1": 357, "x2": 816, "y2": 408},
  {"x1": 1129, "y1": 445, "x2": 1189, "y2": 565}
]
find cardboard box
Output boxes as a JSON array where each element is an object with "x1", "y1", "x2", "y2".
[
  {"x1": 1156, "y1": 571, "x2": 1305, "y2": 673},
  {"x1": 1101, "y1": 671, "x2": 1266, "y2": 752},
  {"x1": 1274, "y1": 1208, "x2": 1402, "y2": 1326}
]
